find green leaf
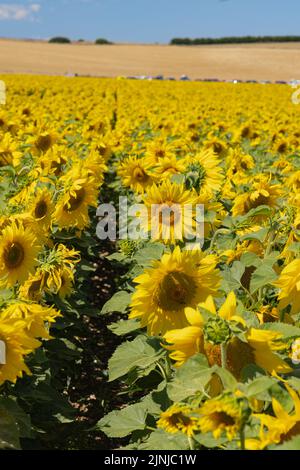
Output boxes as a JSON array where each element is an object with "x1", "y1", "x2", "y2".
[
  {"x1": 249, "y1": 264, "x2": 277, "y2": 294},
  {"x1": 244, "y1": 205, "x2": 273, "y2": 219},
  {"x1": 221, "y1": 261, "x2": 245, "y2": 291},
  {"x1": 244, "y1": 376, "x2": 276, "y2": 398},
  {"x1": 0, "y1": 407, "x2": 20, "y2": 449},
  {"x1": 101, "y1": 291, "x2": 132, "y2": 314},
  {"x1": 139, "y1": 429, "x2": 189, "y2": 450},
  {"x1": 108, "y1": 335, "x2": 165, "y2": 382},
  {"x1": 240, "y1": 252, "x2": 261, "y2": 268},
  {"x1": 108, "y1": 318, "x2": 140, "y2": 336},
  {"x1": 0, "y1": 398, "x2": 31, "y2": 438},
  {"x1": 240, "y1": 227, "x2": 269, "y2": 243},
  {"x1": 167, "y1": 354, "x2": 212, "y2": 401},
  {"x1": 194, "y1": 433, "x2": 228, "y2": 448},
  {"x1": 97, "y1": 402, "x2": 147, "y2": 438},
  {"x1": 212, "y1": 366, "x2": 237, "y2": 390},
  {"x1": 133, "y1": 243, "x2": 165, "y2": 267}
]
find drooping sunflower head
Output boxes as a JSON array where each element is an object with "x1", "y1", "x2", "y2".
[
  {"x1": 32, "y1": 131, "x2": 58, "y2": 154},
  {"x1": 186, "y1": 148, "x2": 223, "y2": 196},
  {"x1": 273, "y1": 259, "x2": 300, "y2": 314},
  {"x1": 0, "y1": 221, "x2": 40, "y2": 287},
  {"x1": 27, "y1": 188, "x2": 55, "y2": 231},
  {"x1": 232, "y1": 176, "x2": 282, "y2": 217},
  {"x1": 129, "y1": 246, "x2": 220, "y2": 335},
  {"x1": 157, "y1": 403, "x2": 199, "y2": 437},
  {"x1": 54, "y1": 175, "x2": 98, "y2": 230},
  {"x1": 0, "y1": 315, "x2": 40, "y2": 385},
  {"x1": 2, "y1": 302, "x2": 60, "y2": 340}
]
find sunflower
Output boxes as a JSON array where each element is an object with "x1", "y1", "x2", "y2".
[
  {"x1": 154, "y1": 155, "x2": 186, "y2": 180},
  {"x1": 20, "y1": 244, "x2": 80, "y2": 299},
  {"x1": 142, "y1": 180, "x2": 199, "y2": 243},
  {"x1": 163, "y1": 292, "x2": 244, "y2": 367},
  {"x1": 232, "y1": 176, "x2": 282, "y2": 217},
  {"x1": 54, "y1": 174, "x2": 99, "y2": 230},
  {"x1": 287, "y1": 170, "x2": 300, "y2": 193},
  {"x1": 0, "y1": 222, "x2": 40, "y2": 287},
  {"x1": 157, "y1": 404, "x2": 199, "y2": 437},
  {"x1": 146, "y1": 138, "x2": 176, "y2": 162},
  {"x1": 2, "y1": 302, "x2": 60, "y2": 340},
  {"x1": 117, "y1": 156, "x2": 157, "y2": 194},
  {"x1": 273, "y1": 259, "x2": 300, "y2": 314},
  {"x1": 197, "y1": 393, "x2": 247, "y2": 440},
  {"x1": 0, "y1": 133, "x2": 22, "y2": 167},
  {"x1": 247, "y1": 385, "x2": 300, "y2": 449},
  {"x1": 0, "y1": 315, "x2": 40, "y2": 385},
  {"x1": 186, "y1": 148, "x2": 223, "y2": 196},
  {"x1": 28, "y1": 130, "x2": 58, "y2": 154},
  {"x1": 27, "y1": 188, "x2": 55, "y2": 231},
  {"x1": 129, "y1": 246, "x2": 220, "y2": 335},
  {"x1": 206, "y1": 328, "x2": 292, "y2": 379}
]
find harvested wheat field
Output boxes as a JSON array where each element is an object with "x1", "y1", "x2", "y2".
[{"x1": 0, "y1": 39, "x2": 300, "y2": 80}]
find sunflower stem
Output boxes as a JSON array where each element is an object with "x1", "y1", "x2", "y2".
[
  {"x1": 220, "y1": 343, "x2": 227, "y2": 369},
  {"x1": 188, "y1": 435, "x2": 195, "y2": 450},
  {"x1": 240, "y1": 427, "x2": 245, "y2": 451}
]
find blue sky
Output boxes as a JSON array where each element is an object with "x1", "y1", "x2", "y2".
[{"x1": 0, "y1": 0, "x2": 299, "y2": 43}]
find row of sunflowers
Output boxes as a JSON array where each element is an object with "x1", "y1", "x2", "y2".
[{"x1": 1, "y1": 75, "x2": 300, "y2": 450}]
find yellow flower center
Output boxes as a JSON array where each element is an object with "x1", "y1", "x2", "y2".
[{"x1": 4, "y1": 242, "x2": 25, "y2": 269}]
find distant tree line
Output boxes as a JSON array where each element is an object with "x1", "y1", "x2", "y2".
[
  {"x1": 48, "y1": 37, "x2": 113, "y2": 44},
  {"x1": 170, "y1": 36, "x2": 300, "y2": 45}
]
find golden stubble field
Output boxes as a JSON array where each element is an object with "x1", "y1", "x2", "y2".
[{"x1": 0, "y1": 39, "x2": 300, "y2": 80}]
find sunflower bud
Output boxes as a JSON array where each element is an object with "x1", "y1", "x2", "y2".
[
  {"x1": 204, "y1": 316, "x2": 231, "y2": 345},
  {"x1": 118, "y1": 240, "x2": 138, "y2": 257}
]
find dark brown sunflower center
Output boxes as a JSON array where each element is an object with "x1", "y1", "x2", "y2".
[
  {"x1": 277, "y1": 143, "x2": 287, "y2": 153},
  {"x1": 280, "y1": 421, "x2": 300, "y2": 443},
  {"x1": 245, "y1": 194, "x2": 269, "y2": 211},
  {"x1": 155, "y1": 271, "x2": 196, "y2": 311},
  {"x1": 209, "y1": 411, "x2": 236, "y2": 428},
  {"x1": 64, "y1": 188, "x2": 86, "y2": 212},
  {"x1": 4, "y1": 242, "x2": 25, "y2": 269},
  {"x1": 35, "y1": 134, "x2": 53, "y2": 152},
  {"x1": 34, "y1": 200, "x2": 48, "y2": 219},
  {"x1": 226, "y1": 337, "x2": 256, "y2": 380},
  {"x1": 213, "y1": 142, "x2": 223, "y2": 154},
  {"x1": 155, "y1": 149, "x2": 165, "y2": 158},
  {"x1": 133, "y1": 167, "x2": 149, "y2": 182},
  {"x1": 169, "y1": 412, "x2": 192, "y2": 428}
]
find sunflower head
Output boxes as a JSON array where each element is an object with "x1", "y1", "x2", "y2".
[
  {"x1": 157, "y1": 404, "x2": 199, "y2": 437},
  {"x1": 0, "y1": 221, "x2": 40, "y2": 287},
  {"x1": 129, "y1": 247, "x2": 220, "y2": 335},
  {"x1": 198, "y1": 393, "x2": 250, "y2": 441}
]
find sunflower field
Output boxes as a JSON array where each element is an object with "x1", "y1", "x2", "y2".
[{"x1": 1, "y1": 75, "x2": 300, "y2": 450}]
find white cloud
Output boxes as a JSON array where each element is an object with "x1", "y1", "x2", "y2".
[{"x1": 0, "y1": 3, "x2": 41, "y2": 21}]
